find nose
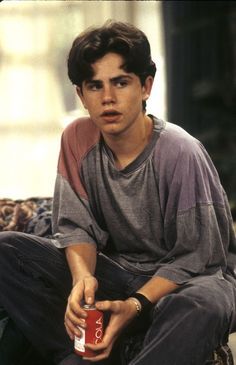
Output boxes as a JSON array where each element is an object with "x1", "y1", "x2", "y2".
[{"x1": 102, "y1": 84, "x2": 115, "y2": 105}]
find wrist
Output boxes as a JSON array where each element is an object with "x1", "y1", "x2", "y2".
[
  {"x1": 126, "y1": 297, "x2": 142, "y2": 317},
  {"x1": 72, "y1": 274, "x2": 94, "y2": 287},
  {"x1": 127, "y1": 292, "x2": 154, "y2": 317}
]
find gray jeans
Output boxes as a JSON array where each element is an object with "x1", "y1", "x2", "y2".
[{"x1": 0, "y1": 231, "x2": 235, "y2": 365}]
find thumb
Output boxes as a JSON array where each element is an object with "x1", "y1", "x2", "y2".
[
  {"x1": 84, "y1": 276, "x2": 98, "y2": 305},
  {"x1": 96, "y1": 300, "x2": 122, "y2": 313}
]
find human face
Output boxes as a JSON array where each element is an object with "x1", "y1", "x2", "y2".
[{"x1": 77, "y1": 52, "x2": 153, "y2": 138}]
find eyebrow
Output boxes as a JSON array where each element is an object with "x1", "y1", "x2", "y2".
[
  {"x1": 84, "y1": 74, "x2": 133, "y2": 85},
  {"x1": 110, "y1": 75, "x2": 133, "y2": 83}
]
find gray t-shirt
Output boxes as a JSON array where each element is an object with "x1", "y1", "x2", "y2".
[{"x1": 52, "y1": 115, "x2": 236, "y2": 284}]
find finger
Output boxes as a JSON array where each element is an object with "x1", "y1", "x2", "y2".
[
  {"x1": 83, "y1": 346, "x2": 112, "y2": 362},
  {"x1": 96, "y1": 300, "x2": 122, "y2": 313},
  {"x1": 83, "y1": 352, "x2": 109, "y2": 362},
  {"x1": 65, "y1": 305, "x2": 86, "y2": 327},
  {"x1": 68, "y1": 295, "x2": 87, "y2": 318},
  {"x1": 65, "y1": 314, "x2": 87, "y2": 333},
  {"x1": 65, "y1": 303, "x2": 87, "y2": 328},
  {"x1": 64, "y1": 317, "x2": 75, "y2": 340},
  {"x1": 85, "y1": 341, "x2": 109, "y2": 351},
  {"x1": 84, "y1": 339, "x2": 114, "y2": 361},
  {"x1": 64, "y1": 326, "x2": 73, "y2": 340},
  {"x1": 65, "y1": 309, "x2": 87, "y2": 327},
  {"x1": 85, "y1": 331, "x2": 118, "y2": 353},
  {"x1": 65, "y1": 316, "x2": 87, "y2": 342},
  {"x1": 83, "y1": 276, "x2": 98, "y2": 305},
  {"x1": 67, "y1": 290, "x2": 88, "y2": 318}
]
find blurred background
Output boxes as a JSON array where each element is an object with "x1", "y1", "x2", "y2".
[
  {"x1": 0, "y1": 0, "x2": 235, "y2": 220},
  {"x1": 0, "y1": 0, "x2": 165, "y2": 199}
]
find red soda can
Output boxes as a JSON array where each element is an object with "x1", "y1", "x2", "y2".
[{"x1": 74, "y1": 304, "x2": 104, "y2": 358}]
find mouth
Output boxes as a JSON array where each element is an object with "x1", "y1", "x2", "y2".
[{"x1": 100, "y1": 110, "x2": 122, "y2": 122}]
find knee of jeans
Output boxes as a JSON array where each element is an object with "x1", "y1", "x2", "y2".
[
  {"x1": 0, "y1": 231, "x2": 21, "y2": 248},
  {"x1": 154, "y1": 292, "x2": 228, "y2": 330}
]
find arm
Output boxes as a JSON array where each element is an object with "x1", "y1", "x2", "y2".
[
  {"x1": 52, "y1": 121, "x2": 109, "y2": 341},
  {"x1": 64, "y1": 243, "x2": 178, "y2": 356},
  {"x1": 52, "y1": 121, "x2": 110, "y2": 341},
  {"x1": 84, "y1": 276, "x2": 178, "y2": 362},
  {"x1": 64, "y1": 243, "x2": 98, "y2": 340},
  {"x1": 66, "y1": 243, "x2": 97, "y2": 289},
  {"x1": 155, "y1": 130, "x2": 232, "y2": 284},
  {"x1": 136, "y1": 275, "x2": 178, "y2": 303}
]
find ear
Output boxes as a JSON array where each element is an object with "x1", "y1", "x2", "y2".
[
  {"x1": 76, "y1": 86, "x2": 87, "y2": 109},
  {"x1": 142, "y1": 76, "x2": 154, "y2": 102}
]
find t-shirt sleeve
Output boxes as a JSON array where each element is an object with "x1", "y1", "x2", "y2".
[
  {"x1": 154, "y1": 128, "x2": 235, "y2": 284},
  {"x1": 51, "y1": 119, "x2": 108, "y2": 249}
]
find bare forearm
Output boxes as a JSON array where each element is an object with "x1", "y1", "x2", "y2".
[
  {"x1": 65, "y1": 243, "x2": 97, "y2": 286},
  {"x1": 64, "y1": 243, "x2": 98, "y2": 339},
  {"x1": 137, "y1": 276, "x2": 179, "y2": 303}
]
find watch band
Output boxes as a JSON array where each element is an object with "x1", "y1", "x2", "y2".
[
  {"x1": 128, "y1": 292, "x2": 153, "y2": 316},
  {"x1": 127, "y1": 297, "x2": 142, "y2": 316}
]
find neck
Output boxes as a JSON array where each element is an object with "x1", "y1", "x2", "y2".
[{"x1": 103, "y1": 114, "x2": 153, "y2": 170}]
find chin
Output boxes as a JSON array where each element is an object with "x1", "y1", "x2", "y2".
[{"x1": 102, "y1": 125, "x2": 121, "y2": 135}]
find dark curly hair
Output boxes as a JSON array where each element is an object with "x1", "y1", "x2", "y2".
[{"x1": 67, "y1": 21, "x2": 156, "y2": 110}]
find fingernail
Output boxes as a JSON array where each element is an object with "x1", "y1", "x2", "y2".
[
  {"x1": 87, "y1": 296, "x2": 93, "y2": 304},
  {"x1": 80, "y1": 320, "x2": 86, "y2": 328}
]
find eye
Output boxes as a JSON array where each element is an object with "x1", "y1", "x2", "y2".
[
  {"x1": 86, "y1": 82, "x2": 102, "y2": 91},
  {"x1": 114, "y1": 79, "x2": 128, "y2": 88}
]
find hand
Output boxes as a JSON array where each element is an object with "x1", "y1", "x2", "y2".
[
  {"x1": 83, "y1": 299, "x2": 138, "y2": 362},
  {"x1": 64, "y1": 275, "x2": 98, "y2": 340}
]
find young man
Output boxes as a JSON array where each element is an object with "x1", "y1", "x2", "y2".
[{"x1": 0, "y1": 21, "x2": 236, "y2": 365}]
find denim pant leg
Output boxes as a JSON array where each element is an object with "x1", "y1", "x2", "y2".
[
  {"x1": 95, "y1": 253, "x2": 152, "y2": 301},
  {"x1": 0, "y1": 236, "x2": 151, "y2": 365},
  {"x1": 0, "y1": 231, "x2": 74, "y2": 364},
  {"x1": 129, "y1": 272, "x2": 236, "y2": 365}
]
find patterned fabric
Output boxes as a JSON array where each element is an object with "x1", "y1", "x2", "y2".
[
  {"x1": 206, "y1": 345, "x2": 234, "y2": 365},
  {"x1": 0, "y1": 198, "x2": 53, "y2": 236}
]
